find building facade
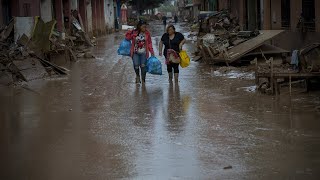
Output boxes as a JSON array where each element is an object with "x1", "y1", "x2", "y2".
[
  {"x1": 0, "y1": 0, "x2": 118, "y2": 37},
  {"x1": 228, "y1": 0, "x2": 320, "y2": 50},
  {"x1": 179, "y1": 0, "x2": 320, "y2": 50}
]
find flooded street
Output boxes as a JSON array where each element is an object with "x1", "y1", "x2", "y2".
[{"x1": 1, "y1": 22, "x2": 320, "y2": 179}]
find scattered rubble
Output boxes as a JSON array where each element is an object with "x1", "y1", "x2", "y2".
[
  {"x1": 213, "y1": 66, "x2": 255, "y2": 80},
  {"x1": 255, "y1": 44, "x2": 320, "y2": 95},
  {"x1": 193, "y1": 11, "x2": 285, "y2": 65},
  {"x1": 223, "y1": 166, "x2": 233, "y2": 170},
  {"x1": 196, "y1": 10, "x2": 249, "y2": 62},
  {"x1": 237, "y1": 85, "x2": 257, "y2": 92},
  {"x1": 300, "y1": 43, "x2": 320, "y2": 72},
  {"x1": 0, "y1": 14, "x2": 95, "y2": 86}
]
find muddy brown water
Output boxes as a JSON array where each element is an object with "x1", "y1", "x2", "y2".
[{"x1": 1, "y1": 22, "x2": 320, "y2": 179}]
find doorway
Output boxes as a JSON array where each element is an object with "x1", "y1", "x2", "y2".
[
  {"x1": 302, "y1": 0, "x2": 315, "y2": 31},
  {"x1": 1, "y1": 0, "x2": 12, "y2": 24},
  {"x1": 246, "y1": 0, "x2": 260, "y2": 30},
  {"x1": 281, "y1": 0, "x2": 291, "y2": 29}
]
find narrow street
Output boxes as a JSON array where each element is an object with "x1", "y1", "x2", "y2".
[{"x1": 1, "y1": 22, "x2": 320, "y2": 179}]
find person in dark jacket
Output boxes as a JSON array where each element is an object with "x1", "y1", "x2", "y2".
[
  {"x1": 162, "y1": 16, "x2": 167, "y2": 32},
  {"x1": 159, "y1": 25, "x2": 186, "y2": 82}
]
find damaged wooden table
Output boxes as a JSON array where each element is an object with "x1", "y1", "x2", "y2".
[{"x1": 255, "y1": 57, "x2": 320, "y2": 95}]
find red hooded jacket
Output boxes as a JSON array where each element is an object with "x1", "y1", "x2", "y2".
[{"x1": 125, "y1": 30, "x2": 154, "y2": 59}]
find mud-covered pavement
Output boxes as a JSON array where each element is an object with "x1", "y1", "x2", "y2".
[{"x1": 1, "y1": 22, "x2": 320, "y2": 179}]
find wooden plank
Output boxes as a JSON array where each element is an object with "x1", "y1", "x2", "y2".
[
  {"x1": 256, "y1": 73, "x2": 320, "y2": 78},
  {"x1": 212, "y1": 30, "x2": 284, "y2": 63},
  {"x1": 13, "y1": 58, "x2": 42, "y2": 70},
  {"x1": 13, "y1": 58, "x2": 49, "y2": 81},
  {"x1": 39, "y1": 59, "x2": 68, "y2": 75},
  {"x1": 206, "y1": 46, "x2": 215, "y2": 59},
  {"x1": 228, "y1": 30, "x2": 284, "y2": 61},
  {"x1": 0, "y1": 71, "x2": 13, "y2": 85},
  {"x1": 77, "y1": 13, "x2": 85, "y2": 31},
  {"x1": 199, "y1": 45, "x2": 209, "y2": 62},
  {"x1": 0, "y1": 20, "x2": 14, "y2": 41},
  {"x1": 270, "y1": 57, "x2": 274, "y2": 95},
  {"x1": 254, "y1": 58, "x2": 259, "y2": 85},
  {"x1": 244, "y1": 43, "x2": 289, "y2": 56},
  {"x1": 289, "y1": 75, "x2": 292, "y2": 95}
]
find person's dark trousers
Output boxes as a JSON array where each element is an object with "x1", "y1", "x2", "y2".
[{"x1": 167, "y1": 63, "x2": 179, "y2": 82}]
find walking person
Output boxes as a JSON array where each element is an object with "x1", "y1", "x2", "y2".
[
  {"x1": 159, "y1": 25, "x2": 186, "y2": 83},
  {"x1": 126, "y1": 20, "x2": 154, "y2": 84},
  {"x1": 162, "y1": 15, "x2": 167, "y2": 32},
  {"x1": 174, "y1": 15, "x2": 178, "y2": 24}
]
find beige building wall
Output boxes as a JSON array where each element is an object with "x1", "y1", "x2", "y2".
[
  {"x1": 228, "y1": 0, "x2": 320, "y2": 50},
  {"x1": 40, "y1": 0, "x2": 53, "y2": 23}
]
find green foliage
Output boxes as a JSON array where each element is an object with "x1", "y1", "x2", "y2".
[
  {"x1": 126, "y1": 0, "x2": 165, "y2": 13},
  {"x1": 157, "y1": 3, "x2": 177, "y2": 13}
]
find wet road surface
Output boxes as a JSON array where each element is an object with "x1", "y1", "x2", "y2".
[{"x1": 1, "y1": 22, "x2": 320, "y2": 179}]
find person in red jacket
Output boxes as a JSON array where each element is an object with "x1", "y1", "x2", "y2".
[{"x1": 126, "y1": 20, "x2": 154, "y2": 84}]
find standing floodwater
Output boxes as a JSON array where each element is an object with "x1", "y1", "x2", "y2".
[{"x1": 1, "y1": 22, "x2": 320, "y2": 179}]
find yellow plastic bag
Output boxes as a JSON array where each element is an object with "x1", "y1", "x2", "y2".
[{"x1": 179, "y1": 50, "x2": 190, "y2": 68}]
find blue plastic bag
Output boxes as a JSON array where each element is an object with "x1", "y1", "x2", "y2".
[
  {"x1": 117, "y1": 39, "x2": 131, "y2": 56},
  {"x1": 147, "y1": 56, "x2": 162, "y2": 75}
]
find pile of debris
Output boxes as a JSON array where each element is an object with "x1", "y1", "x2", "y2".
[
  {"x1": 198, "y1": 10, "x2": 240, "y2": 35},
  {"x1": 256, "y1": 44, "x2": 320, "y2": 95},
  {"x1": 0, "y1": 14, "x2": 94, "y2": 86},
  {"x1": 0, "y1": 19, "x2": 67, "y2": 85},
  {"x1": 196, "y1": 11, "x2": 260, "y2": 62}
]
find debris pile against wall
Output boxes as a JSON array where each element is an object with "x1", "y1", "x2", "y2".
[
  {"x1": 196, "y1": 11, "x2": 261, "y2": 63},
  {"x1": 0, "y1": 16, "x2": 95, "y2": 85}
]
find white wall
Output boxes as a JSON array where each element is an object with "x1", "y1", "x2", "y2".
[
  {"x1": 87, "y1": 1, "x2": 93, "y2": 33},
  {"x1": 154, "y1": 8, "x2": 159, "y2": 15},
  {"x1": 71, "y1": 0, "x2": 78, "y2": 10},
  {"x1": 40, "y1": 0, "x2": 53, "y2": 23},
  {"x1": 104, "y1": 0, "x2": 115, "y2": 29},
  {"x1": 14, "y1": 17, "x2": 35, "y2": 41}
]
